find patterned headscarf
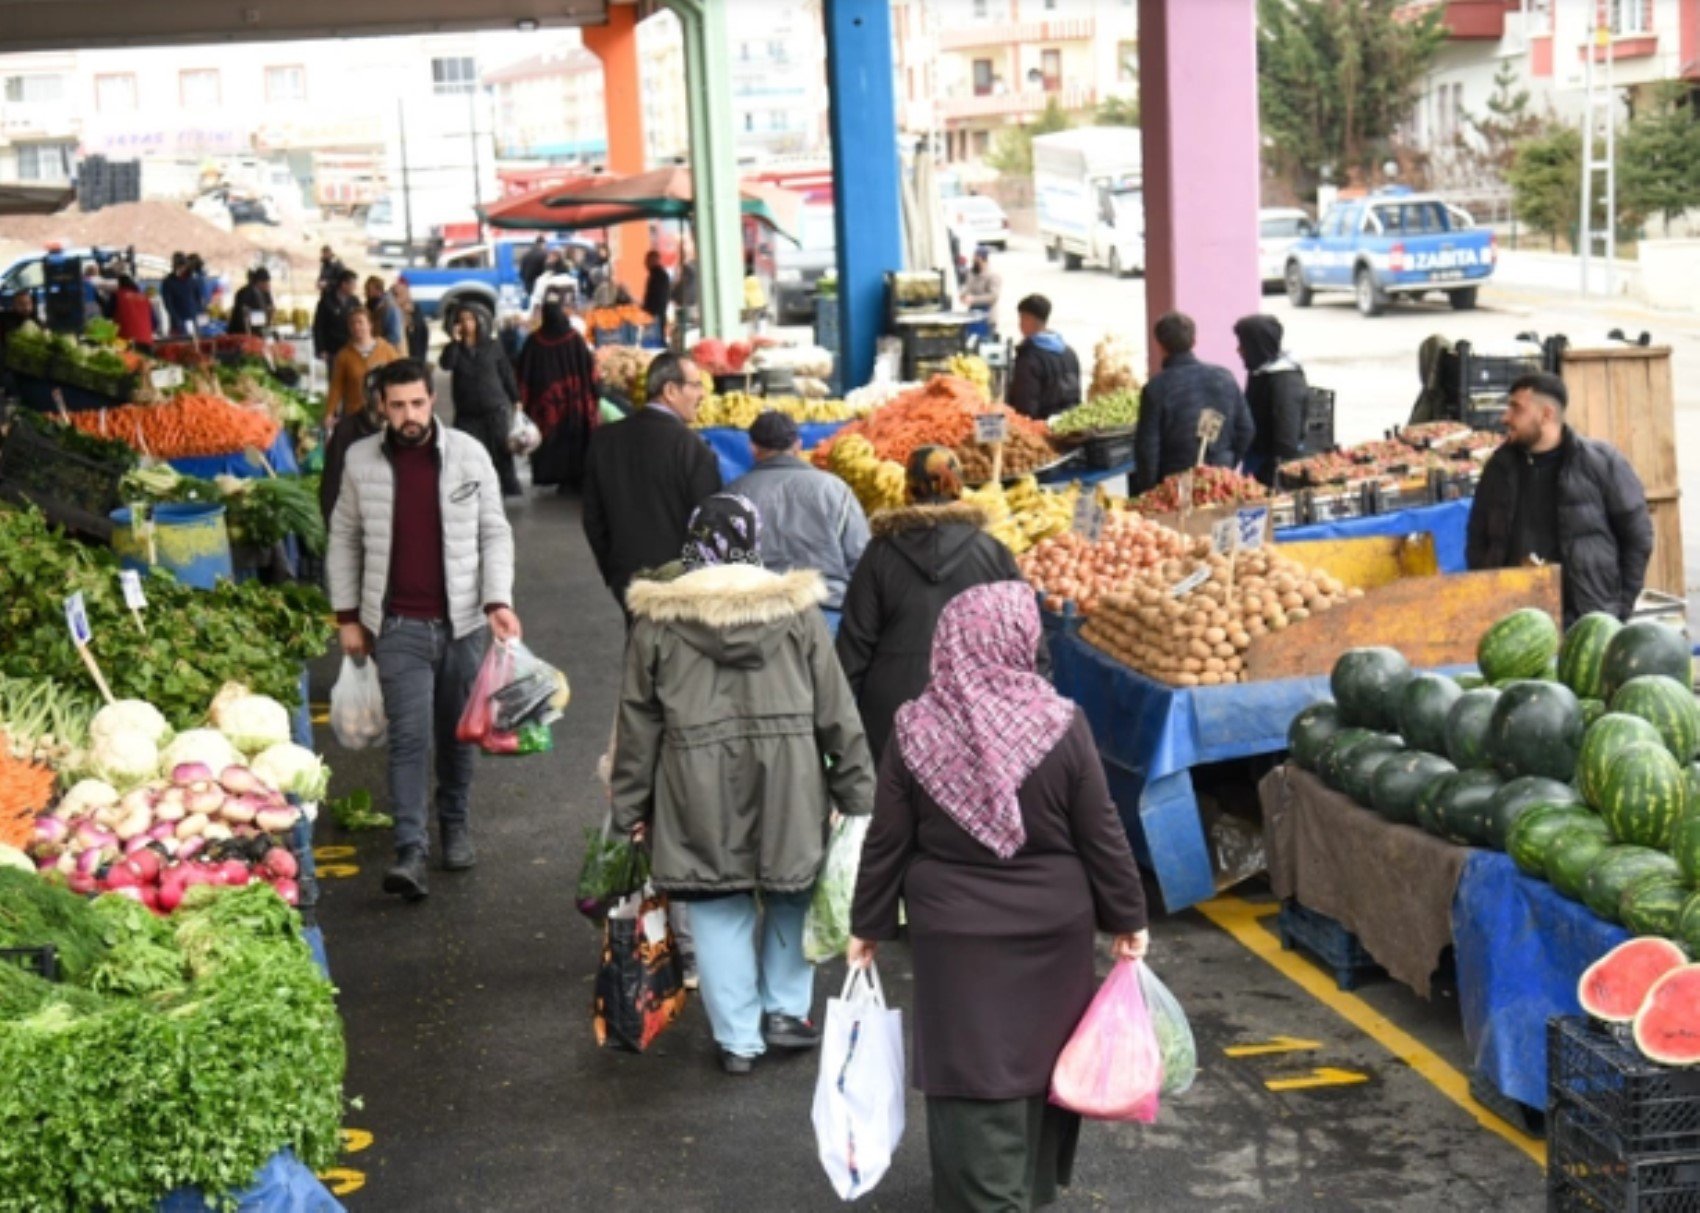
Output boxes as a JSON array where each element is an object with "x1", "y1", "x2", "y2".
[
  {"x1": 893, "y1": 582, "x2": 1076, "y2": 859},
  {"x1": 906, "y1": 445, "x2": 964, "y2": 504},
  {"x1": 681, "y1": 493, "x2": 764, "y2": 570}
]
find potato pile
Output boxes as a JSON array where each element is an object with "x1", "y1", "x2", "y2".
[
  {"x1": 1080, "y1": 544, "x2": 1362, "y2": 686},
  {"x1": 1019, "y1": 511, "x2": 1192, "y2": 615},
  {"x1": 954, "y1": 428, "x2": 1057, "y2": 482}
]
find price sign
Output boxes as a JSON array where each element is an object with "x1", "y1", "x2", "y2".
[
  {"x1": 1196, "y1": 410, "x2": 1225, "y2": 443},
  {"x1": 974, "y1": 413, "x2": 1008, "y2": 445},
  {"x1": 248, "y1": 310, "x2": 268, "y2": 329},
  {"x1": 1072, "y1": 494, "x2": 1107, "y2": 542},
  {"x1": 150, "y1": 365, "x2": 185, "y2": 391},
  {"x1": 119, "y1": 569, "x2": 147, "y2": 611},
  {"x1": 63, "y1": 592, "x2": 92, "y2": 645},
  {"x1": 1210, "y1": 516, "x2": 1239, "y2": 555},
  {"x1": 1236, "y1": 505, "x2": 1270, "y2": 550},
  {"x1": 1169, "y1": 566, "x2": 1212, "y2": 599},
  {"x1": 1176, "y1": 471, "x2": 1195, "y2": 513}
]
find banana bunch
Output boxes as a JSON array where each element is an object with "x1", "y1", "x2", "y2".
[
  {"x1": 693, "y1": 393, "x2": 871, "y2": 430},
  {"x1": 977, "y1": 476, "x2": 1079, "y2": 554},
  {"x1": 947, "y1": 354, "x2": 992, "y2": 395},
  {"x1": 827, "y1": 435, "x2": 908, "y2": 515}
]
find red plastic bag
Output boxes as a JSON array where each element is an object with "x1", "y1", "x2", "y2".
[
  {"x1": 455, "y1": 640, "x2": 514, "y2": 747},
  {"x1": 1049, "y1": 958, "x2": 1162, "y2": 1123}
]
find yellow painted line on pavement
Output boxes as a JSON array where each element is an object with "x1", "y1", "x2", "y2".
[
  {"x1": 316, "y1": 1167, "x2": 366, "y2": 1196},
  {"x1": 1224, "y1": 1034, "x2": 1323, "y2": 1058},
  {"x1": 1264, "y1": 1066, "x2": 1370, "y2": 1092},
  {"x1": 1197, "y1": 894, "x2": 1546, "y2": 1167},
  {"x1": 339, "y1": 1128, "x2": 374, "y2": 1154}
]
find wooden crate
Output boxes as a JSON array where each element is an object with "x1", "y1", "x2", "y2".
[{"x1": 1561, "y1": 346, "x2": 1685, "y2": 599}]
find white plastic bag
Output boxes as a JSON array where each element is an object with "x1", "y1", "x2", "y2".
[
  {"x1": 329, "y1": 656, "x2": 387, "y2": 750},
  {"x1": 1140, "y1": 962, "x2": 1197, "y2": 1097},
  {"x1": 812, "y1": 964, "x2": 906, "y2": 1202},
  {"x1": 803, "y1": 814, "x2": 871, "y2": 963},
  {"x1": 508, "y1": 408, "x2": 542, "y2": 456}
]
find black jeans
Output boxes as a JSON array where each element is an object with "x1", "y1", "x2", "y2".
[{"x1": 454, "y1": 408, "x2": 523, "y2": 495}]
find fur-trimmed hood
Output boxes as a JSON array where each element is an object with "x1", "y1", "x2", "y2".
[
  {"x1": 627, "y1": 565, "x2": 828, "y2": 669},
  {"x1": 869, "y1": 501, "x2": 987, "y2": 539}
]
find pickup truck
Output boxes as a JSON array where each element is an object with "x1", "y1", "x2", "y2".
[
  {"x1": 397, "y1": 236, "x2": 593, "y2": 327},
  {"x1": 1284, "y1": 189, "x2": 1495, "y2": 317}
]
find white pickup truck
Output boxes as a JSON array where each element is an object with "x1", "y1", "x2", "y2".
[{"x1": 1033, "y1": 126, "x2": 1145, "y2": 279}]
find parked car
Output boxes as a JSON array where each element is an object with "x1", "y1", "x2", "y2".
[
  {"x1": 1257, "y1": 207, "x2": 1314, "y2": 290},
  {"x1": 397, "y1": 237, "x2": 593, "y2": 328},
  {"x1": 1284, "y1": 188, "x2": 1495, "y2": 317},
  {"x1": 945, "y1": 195, "x2": 1011, "y2": 252},
  {"x1": 1032, "y1": 126, "x2": 1144, "y2": 278},
  {"x1": 773, "y1": 203, "x2": 838, "y2": 325}
]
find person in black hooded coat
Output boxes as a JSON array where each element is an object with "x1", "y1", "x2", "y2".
[
  {"x1": 516, "y1": 291, "x2": 600, "y2": 494},
  {"x1": 1233, "y1": 314, "x2": 1311, "y2": 486},
  {"x1": 834, "y1": 446, "x2": 1036, "y2": 763},
  {"x1": 439, "y1": 304, "x2": 524, "y2": 496}
]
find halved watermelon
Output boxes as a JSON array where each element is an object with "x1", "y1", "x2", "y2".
[
  {"x1": 1632, "y1": 964, "x2": 1700, "y2": 1065},
  {"x1": 1579, "y1": 937, "x2": 1688, "y2": 1024}
]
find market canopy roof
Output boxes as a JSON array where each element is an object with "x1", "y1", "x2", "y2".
[
  {"x1": 480, "y1": 167, "x2": 802, "y2": 241},
  {"x1": 0, "y1": 184, "x2": 75, "y2": 216}
]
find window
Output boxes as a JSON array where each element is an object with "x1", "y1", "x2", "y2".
[
  {"x1": 179, "y1": 69, "x2": 220, "y2": 108},
  {"x1": 265, "y1": 66, "x2": 306, "y2": 104},
  {"x1": 744, "y1": 112, "x2": 755, "y2": 132},
  {"x1": 1611, "y1": 0, "x2": 1649, "y2": 34},
  {"x1": 972, "y1": 129, "x2": 990, "y2": 156},
  {"x1": 95, "y1": 73, "x2": 137, "y2": 113},
  {"x1": 972, "y1": 0, "x2": 988, "y2": 17},
  {"x1": 431, "y1": 56, "x2": 477, "y2": 95},
  {"x1": 1041, "y1": 49, "x2": 1062, "y2": 93},
  {"x1": 3, "y1": 74, "x2": 66, "y2": 104},
  {"x1": 17, "y1": 142, "x2": 73, "y2": 182},
  {"x1": 1259, "y1": 215, "x2": 1309, "y2": 239},
  {"x1": 1117, "y1": 42, "x2": 1138, "y2": 83},
  {"x1": 973, "y1": 58, "x2": 994, "y2": 96}
]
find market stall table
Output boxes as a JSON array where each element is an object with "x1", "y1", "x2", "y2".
[
  {"x1": 1275, "y1": 496, "x2": 1472, "y2": 574},
  {"x1": 168, "y1": 431, "x2": 299, "y2": 480},
  {"x1": 699, "y1": 421, "x2": 849, "y2": 484},
  {"x1": 1038, "y1": 458, "x2": 1134, "y2": 489}
]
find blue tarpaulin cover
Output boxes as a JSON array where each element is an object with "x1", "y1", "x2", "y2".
[
  {"x1": 699, "y1": 422, "x2": 849, "y2": 485},
  {"x1": 156, "y1": 1150, "x2": 345, "y2": 1213},
  {"x1": 169, "y1": 432, "x2": 299, "y2": 480},
  {"x1": 1276, "y1": 497, "x2": 1472, "y2": 573},
  {"x1": 1453, "y1": 851, "x2": 1629, "y2": 1110}
]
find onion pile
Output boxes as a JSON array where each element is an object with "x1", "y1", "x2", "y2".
[
  {"x1": 1080, "y1": 545, "x2": 1361, "y2": 686},
  {"x1": 1019, "y1": 512, "x2": 1192, "y2": 616}
]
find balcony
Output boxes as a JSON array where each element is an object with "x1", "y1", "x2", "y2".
[
  {"x1": 938, "y1": 17, "x2": 1095, "y2": 53},
  {"x1": 1393, "y1": 0, "x2": 1516, "y2": 40},
  {"x1": 937, "y1": 84, "x2": 1096, "y2": 124}
]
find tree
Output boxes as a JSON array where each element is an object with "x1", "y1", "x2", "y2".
[
  {"x1": 1619, "y1": 82, "x2": 1700, "y2": 234},
  {"x1": 1257, "y1": 0, "x2": 1447, "y2": 195},
  {"x1": 985, "y1": 97, "x2": 1073, "y2": 177},
  {"x1": 1464, "y1": 58, "x2": 1543, "y2": 180},
  {"x1": 1097, "y1": 95, "x2": 1140, "y2": 128},
  {"x1": 1505, "y1": 122, "x2": 1580, "y2": 250}
]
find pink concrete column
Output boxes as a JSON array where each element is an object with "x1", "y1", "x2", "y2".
[{"x1": 1137, "y1": 0, "x2": 1261, "y2": 377}]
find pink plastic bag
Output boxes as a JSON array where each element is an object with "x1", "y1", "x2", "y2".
[
  {"x1": 1049, "y1": 958, "x2": 1162, "y2": 1123},
  {"x1": 455, "y1": 640, "x2": 514, "y2": 747}
]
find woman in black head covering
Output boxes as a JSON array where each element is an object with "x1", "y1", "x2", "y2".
[
  {"x1": 1233, "y1": 313, "x2": 1311, "y2": 486},
  {"x1": 516, "y1": 290, "x2": 600, "y2": 494}
]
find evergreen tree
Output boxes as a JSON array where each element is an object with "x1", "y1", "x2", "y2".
[
  {"x1": 1619, "y1": 82, "x2": 1700, "y2": 234},
  {"x1": 986, "y1": 97, "x2": 1073, "y2": 177},
  {"x1": 1097, "y1": 96, "x2": 1140, "y2": 128},
  {"x1": 1465, "y1": 58, "x2": 1543, "y2": 179},
  {"x1": 1504, "y1": 123, "x2": 1581, "y2": 249}
]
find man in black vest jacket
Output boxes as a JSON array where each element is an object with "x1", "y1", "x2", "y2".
[{"x1": 1467, "y1": 371, "x2": 1652, "y2": 625}]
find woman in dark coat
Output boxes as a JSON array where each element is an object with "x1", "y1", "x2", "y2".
[
  {"x1": 834, "y1": 446, "x2": 1028, "y2": 763},
  {"x1": 849, "y1": 581, "x2": 1148, "y2": 1212},
  {"x1": 439, "y1": 304, "x2": 523, "y2": 496},
  {"x1": 1234, "y1": 313, "x2": 1311, "y2": 487},
  {"x1": 516, "y1": 289, "x2": 599, "y2": 494}
]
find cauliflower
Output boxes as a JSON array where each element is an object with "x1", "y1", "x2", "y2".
[
  {"x1": 210, "y1": 690, "x2": 293, "y2": 756},
  {"x1": 159, "y1": 729, "x2": 240, "y2": 777},
  {"x1": 90, "y1": 732, "x2": 161, "y2": 791},
  {"x1": 251, "y1": 743, "x2": 330, "y2": 803},
  {"x1": 58, "y1": 778, "x2": 121, "y2": 818},
  {"x1": 89, "y1": 700, "x2": 171, "y2": 748}
]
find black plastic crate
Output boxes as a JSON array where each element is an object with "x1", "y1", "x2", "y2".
[
  {"x1": 897, "y1": 322, "x2": 968, "y2": 364},
  {"x1": 1277, "y1": 899, "x2": 1382, "y2": 991},
  {"x1": 0, "y1": 411, "x2": 128, "y2": 535},
  {"x1": 1083, "y1": 426, "x2": 1136, "y2": 469},
  {"x1": 1550, "y1": 1018, "x2": 1700, "y2": 1154},
  {"x1": 1301, "y1": 387, "x2": 1336, "y2": 451},
  {"x1": 1549, "y1": 1100, "x2": 1700, "y2": 1212},
  {"x1": 0, "y1": 945, "x2": 59, "y2": 982}
]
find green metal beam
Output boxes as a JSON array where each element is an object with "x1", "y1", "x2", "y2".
[{"x1": 664, "y1": 0, "x2": 741, "y2": 339}]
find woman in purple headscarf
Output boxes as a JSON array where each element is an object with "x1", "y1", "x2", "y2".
[{"x1": 848, "y1": 581, "x2": 1148, "y2": 1212}]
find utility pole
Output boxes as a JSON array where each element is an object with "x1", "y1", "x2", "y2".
[
  {"x1": 398, "y1": 100, "x2": 415, "y2": 266},
  {"x1": 467, "y1": 81, "x2": 486, "y2": 245},
  {"x1": 1578, "y1": 20, "x2": 1616, "y2": 297}
]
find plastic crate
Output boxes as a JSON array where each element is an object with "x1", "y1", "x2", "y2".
[
  {"x1": 1301, "y1": 387, "x2": 1336, "y2": 451},
  {"x1": 1277, "y1": 899, "x2": 1382, "y2": 990},
  {"x1": 0, "y1": 946, "x2": 59, "y2": 981},
  {"x1": 1550, "y1": 1018, "x2": 1700, "y2": 1154},
  {"x1": 48, "y1": 357, "x2": 135, "y2": 402},
  {"x1": 898, "y1": 322, "x2": 968, "y2": 365},
  {"x1": 1549, "y1": 1100, "x2": 1700, "y2": 1212},
  {"x1": 1083, "y1": 426, "x2": 1137, "y2": 470},
  {"x1": 0, "y1": 412, "x2": 128, "y2": 534}
]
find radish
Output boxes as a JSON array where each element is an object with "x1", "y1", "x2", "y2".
[
  {"x1": 187, "y1": 786, "x2": 226, "y2": 817},
  {"x1": 175, "y1": 813, "x2": 210, "y2": 840},
  {"x1": 221, "y1": 795, "x2": 259, "y2": 825},
  {"x1": 156, "y1": 877, "x2": 186, "y2": 912},
  {"x1": 255, "y1": 807, "x2": 298, "y2": 835},
  {"x1": 75, "y1": 849, "x2": 102, "y2": 878},
  {"x1": 177, "y1": 837, "x2": 206, "y2": 861},
  {"x1": 110, "y1": 885, "x2": 146, "y2": 904},
  {"x1": 67, "y1": 871, "x2": 97, "y2": 896},
  {"x1": 32, "y1": 816, "x2": 68, "y2": 847},
  {"x1": 153, "y1": 793, "x2": 187, "y2": 824},
  {"x1": 261, "y1": 848, "x2": 299, "y2": 881},
  {"x1": 218, "y1": 860, "x2": 252, "y2": 886},
  {"x1": 172, "y1": 763, "x2": 214, "y2": 786},
  {"x1": 201, "y1": 822, "x2": 234, "y2": 843},
  {"x1": 271, "y1": 878, "x2": 300, "y2": 907},
  {"x1": 103, "y1": 864, "x2": 141, "y2": 890},
  {"x1": 219, "y1": 766, "x2": 262, "y2": 795},
  {"x1": 140, "y1": 886, "x2": 161, "y2": 912},
  {"x1": 114, "y1": 807, "x2": 153, "y2": 843},
  {"x1": 126, "y1": 849, "x2": 163, "y2": 884}
]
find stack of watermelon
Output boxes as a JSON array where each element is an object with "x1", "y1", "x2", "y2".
[{"x1": 1287, "y1": 608, "x2": 1700, "y2": 950}]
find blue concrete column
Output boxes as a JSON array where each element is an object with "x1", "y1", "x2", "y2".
[{"x1": 824, "y1": 0, "x2": 904, "y2": 391}]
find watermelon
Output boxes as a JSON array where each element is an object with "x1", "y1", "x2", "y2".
[
  {"x1": 1486, "y1": 680, "x2": 1584, "y2": 782},
  {"x1": 1599, "y1": 742, "x2": 1690, "y2": 850},
  {"x1": 1317, "y1": 729, "x2": 1387, "y2": 792},
  {"x1": 1331, "y1": 647, "x2": 1413, "y2": 732},
  {"x1": 1670, "y1": 810, "x2": 1700, "y2": 886},
  {"x1": 1485, "y1": 776, "x2": 1585, "y2": 851},
  {"x1": 1445, "y1": 688, "x2": 1503, "y2": 770},
  {"x1": 1397, "y1": 674, "x2": 1462, "y2": 755},
  {"x1": 1478, "y1": 607, "x2": 1560, "y2": 684},
  {"x1": 1676, "y1": 892, "x2": 1700, "y2": 957},
  {"x1": 1578, "y1": 713, "x2": 1666, "y2": 808},
  {"x1": 1621, "y1": 876, "x2": 1689, "y2": 938},
  {"x1": 1578, "y1": 936, "x2": 1687, "y2": 1024},
  {"x1": 1559, "y1": 612, "x2": 1623, "y2": 700},
  {"x1": 1611, "y1": 675, "x2": 1700, "y2": 763},
  {"x1": 1453, "y1": 673, "x2": 1487, "y2": 690},
  {"x1": 1581, "y1": 699, "x2": 1608, "y2": 728},
  {"x1": 1417, "y1": 769, "x2": 1501, "y2": 846},
  {"x1": 1288, "y1": 702, "x2": 1343, "y2": 771},
  {"x1": 1601, "y1": 620, "x2": 1694, "y2": 700},
  {"x1": 1632, "y1": 964, "x2": 1700, "y2": 1064},
  {"x1": 1582, "y1": 847, "x2": 1683, "y2": 922},
  {"x1": 1370, "y1": 751, "x2": 1456, "y2": 827},
  {"x1": 1508, "y1": 804, "x2": 1602, "y2": 876},
  {"x1": 1340, "y1": 737, "x2": 1406, "y2": 805},
  {"x1": 1545, "y1": 824, "x2": 1615, "y2": 899}
]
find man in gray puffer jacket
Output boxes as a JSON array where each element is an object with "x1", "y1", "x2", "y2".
[{"x1": 329, "y1": 358, "x2": 520, "y2": 900}]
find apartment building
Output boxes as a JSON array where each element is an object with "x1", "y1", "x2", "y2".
[{"x1": 485, "y1": 44, "x2": 608, "y2": 163}]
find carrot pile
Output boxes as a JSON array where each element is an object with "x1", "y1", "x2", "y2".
[
  {"x1": 586, "y1": 305, "x2": 654, "y2": 332},
  {"x1": 69, "y1": 393, "x2": 281, "y2": 459},
  {"x1": 0, "y1": 741, "x2": 53, "y2": 849},
  {"x1": 811, "y1": 375, "x2": 1053, "y2": 469}
]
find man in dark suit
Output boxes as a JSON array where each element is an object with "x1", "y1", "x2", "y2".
[{"x1": 581, "y1": 351, "x2": 723, "y2": 615}]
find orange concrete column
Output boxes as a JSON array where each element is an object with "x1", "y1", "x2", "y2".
[{"x1": 585, "y1": 3, "x2": 648, "y2": 295}]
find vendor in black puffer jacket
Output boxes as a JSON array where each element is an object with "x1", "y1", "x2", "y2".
[
  {"x1": 439, "y1": 304, "x2": 524, "y2": 497},
  {"x1": 1467, "y1": 371, "x2": 1652, "y2": 626},
  {"x1": 835, "y1": 447, "x2": 1039, "y2": 763},
  {"x1": 1234, "y1": 314, "x2": 1311, "y2": 487}
]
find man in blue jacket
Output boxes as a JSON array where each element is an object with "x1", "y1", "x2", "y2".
[
  {"x1": 1132, "y1": 310, "x2": 1256, "y2": 494},
  {"x1": 1006, "y1": 294, "x2": 1081, "y2": 420},
  {"x1": 160, "y1": 253, "x2": 201, "y2": 337}
]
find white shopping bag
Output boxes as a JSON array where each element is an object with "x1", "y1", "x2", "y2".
[
  {"x1": 329, "y1": 656, "x2": 387, "y2": 750},
  {"x1": 812, "y1": 963, "x2": 906, "y2": 1202},
  {"x1": 509, "y1": 408, "x2": 542, "y2": 456},
  {"x1": 803, "y1": 814, "x2": 872, "y2": 963}
]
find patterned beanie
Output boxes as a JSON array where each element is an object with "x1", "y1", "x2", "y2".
[{"x1": 682, "y1": 493, "x2": 764, "y2": 569}]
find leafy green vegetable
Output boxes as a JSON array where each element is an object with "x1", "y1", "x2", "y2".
[
  {"x1": 12, "y1": 409, "x2": 137, "y2": 471},
  {"x1": 327, "y1": 789, "x2": 392, "y2": 832}
]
